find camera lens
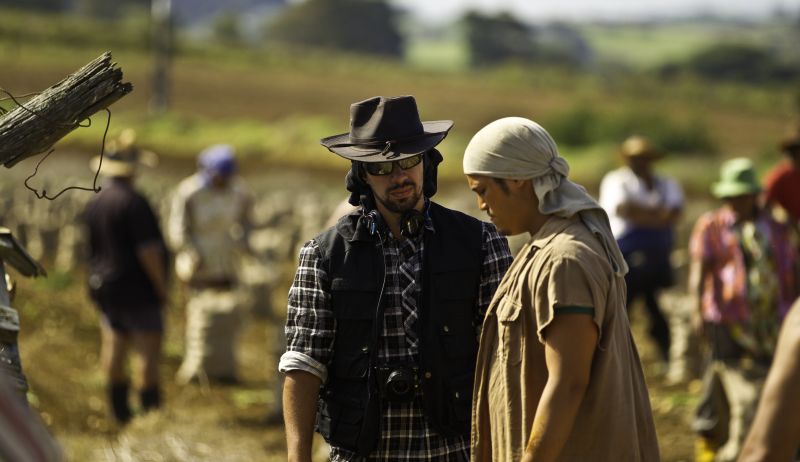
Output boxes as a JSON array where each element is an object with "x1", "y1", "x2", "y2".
[{"x1": 389, "y1": 378, "x2": 410, "y2": 395}]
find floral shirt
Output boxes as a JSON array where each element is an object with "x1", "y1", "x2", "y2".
[{"x1": 689, "y1": 206, "x2": 797, "y2": 356}]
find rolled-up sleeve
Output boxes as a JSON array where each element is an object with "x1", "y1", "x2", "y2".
[{"x1": 278, "y1": 240, "x2": 336, "y2": 383}]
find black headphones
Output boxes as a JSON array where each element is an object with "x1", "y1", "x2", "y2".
[{"x1": 365, "y1": 208, "x2": 425, "y2": 239}]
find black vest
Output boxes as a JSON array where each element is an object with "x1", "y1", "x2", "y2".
[{"x1": 314, "y1": 202, "x2": 484, "y2": 455}]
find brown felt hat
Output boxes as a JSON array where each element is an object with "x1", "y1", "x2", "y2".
[
  {"x1": 320, "y1": 95, "x2": 453, "y2": 162},
  {"x1": 780, "y1": 124, "x2": 800, "y2": 152},
  {"x1": 619, "y1": 135, "x2": 663, "y2": 159}
]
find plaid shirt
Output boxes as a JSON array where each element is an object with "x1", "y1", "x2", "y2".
[{"x1": 281, "y1": 209, "x2": 512, "y2": 461}]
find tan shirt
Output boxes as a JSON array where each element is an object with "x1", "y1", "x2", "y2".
[{"x1": 471, "y1": 215, "x2": 660, "y2": 462}]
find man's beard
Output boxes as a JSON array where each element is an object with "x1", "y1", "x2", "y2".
[{"x1": 376, "y1": 181, "x2": 422, "y2": 214}]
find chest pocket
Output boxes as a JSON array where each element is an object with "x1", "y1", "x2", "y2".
[
  {"x1": 330, "y1": 277, "x2": 379, "y2": 381},
  {"x1": 496, "y1": 295, "x2": 524, "y2": 366}
]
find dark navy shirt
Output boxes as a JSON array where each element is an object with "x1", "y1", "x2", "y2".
[{"x1": 83, "y1": 178, "x2": 167, "y2": 308}]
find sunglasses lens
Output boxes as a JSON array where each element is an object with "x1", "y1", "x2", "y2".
[
  {"x1": 364, "y1": 155, "x2": 423, "y2": 176},
  {"x1": 366, "y1": 162, "x2": 393, "y2": 176},
  {"x1": 398, "y1": 155, "x2": 423, "y2": 170}
]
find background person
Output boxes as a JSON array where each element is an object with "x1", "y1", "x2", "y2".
[
  {"x1": 738, "y1": 297, "x2": 800, "y2": 462},
  {"x1": 279, "y1": 95, "x2": 512, "y2": 461},
  {"x1": 464, "y1": 117, "x2": 660, "y2": 462},
  {"x1": 764, "y1": 124, "x2": 800, "y2": 227},
  {"x1": 168, "y1": 144, "x2": 254, "y2": 384},
  {"x1": 689, "y1": 158, "x2": 798, "y2": 462},
  {"x1": 599, "y1": 135, "x2": 683, "y2": 365},
  {"x1": 82, "y1": 129, "x2": 168, "y2": 424}
]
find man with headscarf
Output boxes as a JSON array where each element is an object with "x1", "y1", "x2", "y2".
[
  {"x1": 463, "y1": 117, "x2": 660, "y2": 461},
  {"x1": 279, "y1": 95, "x2": 512, "y2": 461},
  {"x1": 168, "y1": 144, "x2": 254, "y2": 384}
]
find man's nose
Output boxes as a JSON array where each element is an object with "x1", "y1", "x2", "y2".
[{"x1": 388, "y1": 163, "x2": 407, "y2": 180}]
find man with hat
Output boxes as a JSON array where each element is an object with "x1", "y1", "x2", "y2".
[
  {"x1": 82, "y1": 129, "x2": 169, "y2": 424},
  {"x1": 167, "y1": 144, "x2": 254, "y2": 384},
  {"x1": 599, "y1": 135, "x2": 683, "y2": 366},
  {"x1": 688, "y1": 158, "x2": 798, "y2": 462},
  {"x1": 463, "y1": 118, "x2": 660, "y2": 461},
  {"x1": 764, "y1": 124, "x2": 800, "y2": 226},
  {"x1": 279, "y1": 95, "x2": 512, "y2": 461}
]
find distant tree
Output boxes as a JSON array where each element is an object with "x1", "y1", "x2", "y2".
[
  {"x1": 0, "y1": 0, "x2": 66, "y2": 11},
  {"x1": 683, "y1": 43, "x2": 800, "y2": 84},
  {"x1": 536, "y1": 23, "x2": 593, "y2": 68},
  {"x1": 461, "y1": 11, "x2": 537, "y2": 67},
  {"x1": 213, "y1": 11, "x2": 243, "y2": 46},
  {"x1": 75, "y1": 0, "x2": 149, "y2": 19},
  {"x1": 266, "y1": 0, "x2": 403, "y2": 57}
]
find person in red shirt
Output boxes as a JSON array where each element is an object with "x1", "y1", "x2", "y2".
[{"x1": 764, "y1": 125, "x2": 800, "y2": 225}]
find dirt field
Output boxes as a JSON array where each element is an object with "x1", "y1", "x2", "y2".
[{"x1": 8, "y1": 161, "x2": 702, "y2": 462}]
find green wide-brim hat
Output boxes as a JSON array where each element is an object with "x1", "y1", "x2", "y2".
[{"x1": 711, "y1": 157, "x2": 761, "y2": 199}]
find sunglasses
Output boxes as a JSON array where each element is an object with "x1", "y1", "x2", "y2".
[{"x1": 363, "y1": 154, "x2": 423, "y2": 176}]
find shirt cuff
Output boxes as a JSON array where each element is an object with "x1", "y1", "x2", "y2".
[{"x1": 278, "y1": 351, "x2": 328, "y2": 383}]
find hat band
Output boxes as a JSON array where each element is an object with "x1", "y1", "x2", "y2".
[{"x1": 328, "y1": 132, "x2": 435, "y2": 159}]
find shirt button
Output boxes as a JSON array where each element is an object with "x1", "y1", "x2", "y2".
[
  {"x1": 361, "y1": 345, "x2": 369, "y2": 353},
  {"x1": 443, "y1": 325, "x2": 450, "y2": 333},
  {"x1": 424, "y1": 371, "x2": 432, "y2": 379},
  {"x1": 454, "y1": 392, "x2": 460, "y2": 399}
]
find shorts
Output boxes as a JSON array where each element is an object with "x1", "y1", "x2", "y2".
[{"x1": 98, "y1": 303, "x2": 164, "y2": 333}]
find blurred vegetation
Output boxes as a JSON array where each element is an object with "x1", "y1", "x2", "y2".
[
  {"x1": 266, "y1": 0, "x2": 403, "y2": 57},
  {"x1": 659, "y1": 42, "x2": 800, "y2": 84},
  {"x1": 212, "y1": 12, "x2": 245, "y2": 47},
  {"x1": 0, "y1": 7, "x2": 798, "y2": 195},
  {"x1": 546, "y1": 106, "x2": 717, "y2": 154},
  {"x1": 461, "y1": 11, "x2": 538, "y2": 67}
]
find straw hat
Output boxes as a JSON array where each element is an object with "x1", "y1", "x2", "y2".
[
  {"x1": 779, "y1": 124, "x2": 800, "y2": 152},
  {"x1": 89, "y1": 129, "x2": 158, "y2": 177},
  {"x1": 619, "y1": 135, "x2": 663, "y2": 159}
]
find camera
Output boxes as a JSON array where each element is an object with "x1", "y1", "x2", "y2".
[{"x1": 376, "y1": 364, "x2": 419, "y2": 402}]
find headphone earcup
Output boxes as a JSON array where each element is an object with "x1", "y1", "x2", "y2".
[
  {"x1": 366, "y1": 209, "x2": 383, "y2": 236},
  {"x1": 400, "y1": 210, "x2": 425, "y2": 239}
]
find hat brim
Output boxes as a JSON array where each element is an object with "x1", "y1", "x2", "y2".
[
  {"x1": 622, "y1": 149, "x2": 663, "y2": 160},
  {"x1": 89, "y1": 149, "x2": 158, "y2": 177},
  {"x1": 320, "y1": 120, "x2": 453, "y2": 162},
  {"x1": 780, "y1": 140, "x2": 800, "y2": 152},
  {"x1": 711, "y1": 182, "x2": 761, "y2": 199}
]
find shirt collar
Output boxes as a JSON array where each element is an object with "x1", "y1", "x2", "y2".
[{"x1": 529, "y1": 214, "x2": 575, "y2": 250}]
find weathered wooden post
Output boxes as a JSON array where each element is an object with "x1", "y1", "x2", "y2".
[
  {"x1": 0, "y1": 52, "x2": 133, "y2": 168},
  {"x1": 0, "y1": 52, "x2": 130, "y2": 401}
]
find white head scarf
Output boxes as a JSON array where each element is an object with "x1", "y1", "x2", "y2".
[{"x1": 464, "y1": 117, "x2": 628, "y2": 276}]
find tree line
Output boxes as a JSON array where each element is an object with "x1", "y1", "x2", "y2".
[{"x1": 2, "y1": 0, "x2": 800, "y2": 84}]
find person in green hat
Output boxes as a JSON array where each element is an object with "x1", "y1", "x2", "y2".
[{"x1": 688, "y1": 158, "x2": 799, "y2": 462}]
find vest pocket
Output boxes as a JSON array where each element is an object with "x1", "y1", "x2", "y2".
[
  {"x1": 317, "y1": 392, "x2": 366, "y2": 450},
  {"x1": 434, "y1": 271, "x2": 479, "y2": 361},
  {"x1": 497, "y1": 296, "x2": 524, "y2": 365},
  {"x1": 330, "y1": 278, "x2": 378, "y2": 380},
  {"x1": 446, "y1": 372, "x2": 474, "y2": 427}
]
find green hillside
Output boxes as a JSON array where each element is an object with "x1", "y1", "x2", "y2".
[{"x1": 1, "y1": 8, "x2": 798, "y2": 193}]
